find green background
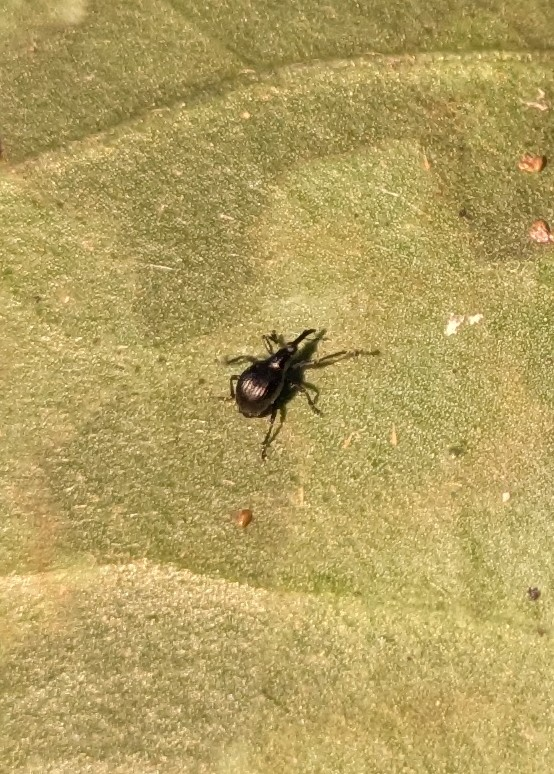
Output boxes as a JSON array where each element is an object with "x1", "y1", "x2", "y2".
[{"x1": 2, "y1": 1, "x2": 554, "y2": 771}]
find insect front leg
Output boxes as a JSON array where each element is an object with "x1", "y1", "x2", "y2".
[
  {"x1": 223, "y1": 355, "x2": 258, "y2": 366},
  {"x1": 262, "y1": 330, "x2": 282, "y2": 355},
  {"x1": 230, "y1": 375, "x2": 239, "y2": 399},
  {"x1": 295, "y1": 350, "x2": 347, "y2": 370},
  {"x1": 297, "y1": 348, "x2": 375, "y2": 370}
]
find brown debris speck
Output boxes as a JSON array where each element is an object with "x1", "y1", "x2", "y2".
[
  {"x1": 518, "y1": 153, "x2": 546, "y2": 173},
  {"x1": 235, "y1": 508, "x2": 253, "y2": 528},
  {"x1": 529, "y1": 219, "x2": 554, "y2": 244},
  {"x1": 527, "y1": 587, "x2": 541, "y2": 601}
]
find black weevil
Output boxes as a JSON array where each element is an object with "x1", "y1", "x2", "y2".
[{"x1": 225, "y1": 329, "x2": 370, "y2": 459}]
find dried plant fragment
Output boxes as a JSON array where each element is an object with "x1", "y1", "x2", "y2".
[
  {"x1": 529, "y1": 219, "x2": 554, "y2": 244},
  {"x1": 518, "y1": 153, "x2": 546, "y2": 173}
]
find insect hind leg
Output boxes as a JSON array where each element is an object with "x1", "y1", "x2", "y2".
[{"x1": 261, "y1": 404, "x2": 285, "y2": 460}]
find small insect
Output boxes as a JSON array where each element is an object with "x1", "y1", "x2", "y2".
[{"x1": 224, "y1": 329, "x2": 370, "y2": 459}]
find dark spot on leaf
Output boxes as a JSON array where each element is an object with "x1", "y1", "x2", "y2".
[
  {"x1": 527, "y1": 587, "x2": 541, "y2": 601},
  {"x1": 449, "y1": 442, "x2": 467, "y2": 458},
  {"x1": 458, "y1": 207, "x2": 471, "y2": 219}
]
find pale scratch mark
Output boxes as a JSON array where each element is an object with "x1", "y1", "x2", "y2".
[
  {"x1": 145, "y1": 263, "x2": 176, "y2": 271},
  {"x1": 522, "y1": 89, "x2": 549, "y2": 112},
  {"x1": 342, "y1": 431, "x2": 360, "y2": 449},
  {"x1": 375, "y1": 186, "x2": 426, "y2": 216}
]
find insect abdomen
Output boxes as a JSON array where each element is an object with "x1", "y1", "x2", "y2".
[{"x1": 236, "y1": 368, "x2": 283, "y2": 417}]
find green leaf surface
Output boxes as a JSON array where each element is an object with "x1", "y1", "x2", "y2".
[{"x1": 2, "y1": 1, "x2": 554, "y2": 771}]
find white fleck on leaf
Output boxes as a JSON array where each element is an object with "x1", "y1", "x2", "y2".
[
  {"x1": 467, "y1": 313, "x2": 484, "y2": 326},
  {"x1": 445, "y1": 314, "x2": 465, "y2": 336},
  {"x1": 445, "y1": 312, "x2": 484, "y2": 335}
]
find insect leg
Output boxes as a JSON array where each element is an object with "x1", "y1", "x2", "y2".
[
  {"x1": 295, "y1": 350, "x2": 347, "y2": 369},
  {"x1": 297, "y1": 349, "x2": 374, "y2": 370},
  {"x1": 223, "y1": 355, "x2": 258, "y2": 366},
  {"x1": 229, "y1": 375, "x2": 239, "y2": 399},
  {"x1": 261, "y1": 404, "x2": 285, "y2": 460},
  {"x1": 262, "y1": 330, "x2": 282, "y2": 354},
  {"x1": 296, "y1": 382, "x2": 322, "y2": 415}
]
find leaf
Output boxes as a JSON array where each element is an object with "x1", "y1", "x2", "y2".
[{"x1": 2, "y1": 1, "x2": 554, "y2": 771}]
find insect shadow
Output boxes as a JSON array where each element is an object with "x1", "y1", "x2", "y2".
[{"x1": 222, "y1": 328, "x2": 378, "y2": 459}]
